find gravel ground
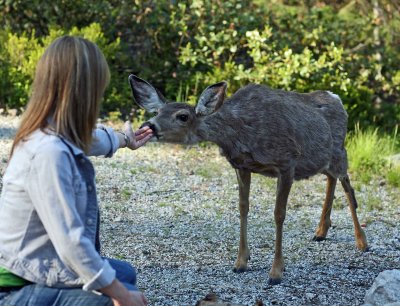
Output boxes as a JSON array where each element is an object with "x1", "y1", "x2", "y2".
[{"x1": 0, "y1": 116, "x2": 399, "y2": 306}]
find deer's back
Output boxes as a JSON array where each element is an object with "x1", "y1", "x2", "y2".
[{"x1": 211, "y1": 84, "x2": 348, "y2": 179}]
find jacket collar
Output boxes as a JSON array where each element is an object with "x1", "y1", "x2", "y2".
[{"x1": 45, "y1": 117, "x2": 85, "y2": 157}]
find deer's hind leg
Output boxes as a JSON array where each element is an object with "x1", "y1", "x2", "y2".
[
  {"x1": 340, "y1": 175, "x2": 368, "y2": 251},
  {"x1": 313, "y1": 174, "x2": 337, "y2": 241},
  {"x1": 233, "y1": 168, "x2": 251, "y2": 273}
]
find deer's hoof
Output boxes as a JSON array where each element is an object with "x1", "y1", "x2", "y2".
[
  {"x1": 356, "y1": 231, "x2": 369, "y2": 252},
  {"x1": 267, "y1": 277, "x2": 282, "y2": 286},
  {"x1": 357, "y1": 243, "x2": 369, "y2": 252},
  {"x1": 312, "y1": 235, "x2": 326, "y2": 242},
  {"x1": 233, "y1": 266, "x2": 248, "y2": 273}
]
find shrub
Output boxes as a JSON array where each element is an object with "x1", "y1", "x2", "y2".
[
  {"x1": 386, "y1": 166, "x2": 400, "y2": 188},
  {"x1": 346, "y1": 124, "x2": 399, "y2": 186},
  {"x1": 176, "y1": 3, "x2": 399, "y2": 131},
  {"x1": 0, "y1": 23, "x2": 125, "y2": 116},
  {"x1": 0, "y1": 1, "x2": 399, "y2": 130}
]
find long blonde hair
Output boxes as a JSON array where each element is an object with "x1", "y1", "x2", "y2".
[{"x1": 10, "y1": 35, "x2": 110, "y2": 156}]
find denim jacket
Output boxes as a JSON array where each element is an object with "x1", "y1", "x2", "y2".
[{"x1": 0, "y1": 127, "x2": 119, "y2": 291}]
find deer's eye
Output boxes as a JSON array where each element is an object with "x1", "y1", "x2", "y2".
[{"x1": 177, "y1": 114, "x2": 189, "y2": 122}]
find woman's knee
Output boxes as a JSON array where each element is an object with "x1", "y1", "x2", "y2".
[{"x1": 105, "y1": 258, "x2": 137, "y2": 285}]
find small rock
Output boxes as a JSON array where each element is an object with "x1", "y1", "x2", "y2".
[
  {"x1": 363, "y1": 269, "x2": 400, "y2": 306},
  {"x1": 195, "y1": 292, "x2": 245, "y2": 306},
  {"x1": 7, "y1": 109, "x2": 18, "y2": 117},
  {"x1": 306, "y1": 292, "x2": 316, "y2": 300}
]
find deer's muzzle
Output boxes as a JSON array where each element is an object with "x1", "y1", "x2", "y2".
[{"x1": 140, "y1": 121, "x2": 159, "y2": 139}]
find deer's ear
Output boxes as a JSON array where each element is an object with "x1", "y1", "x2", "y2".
[
  {"x1": 195, "y1": 81, "x2": 227, "y2": 116},
  {"x1": 129, "y1": 75, "x2": 166, "y2": 113}
]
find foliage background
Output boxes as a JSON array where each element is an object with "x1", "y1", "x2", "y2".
[{"x1": 0, "y1": 0, "x2": 399, "y2": 131}]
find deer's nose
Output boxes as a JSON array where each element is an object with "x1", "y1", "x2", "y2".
[{"x1": 140, "y1": 121, "x2": 157, "y2": 135}]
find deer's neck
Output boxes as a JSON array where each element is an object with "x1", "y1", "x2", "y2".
[{"x1": 196, "y1": 114, "x2": 235, "y2": 149}]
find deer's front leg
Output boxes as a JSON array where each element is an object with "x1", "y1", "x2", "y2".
[
  {"x1": 269, "y1": 170, "x2": 293, "y2": 285},
  {"x1": 233, "y1": 168, "x2": 251, "y2": 273}
]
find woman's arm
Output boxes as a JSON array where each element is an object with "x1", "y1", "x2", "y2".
[
  {"x1": 26, "y1": 141, "x2": 148, "y2": 305},
  {"x1": 89, "y1": 122, "x2": 153, "y2": 157},
  {"x1": 26, "y1": 146, "x2": 115, "y2": 291}
]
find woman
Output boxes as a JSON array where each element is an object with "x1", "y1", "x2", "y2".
[{"x1": 0, "y1": 36, "x2": 152, "y2": 305}]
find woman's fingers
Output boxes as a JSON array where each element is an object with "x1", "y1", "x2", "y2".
[{"x1": 123, "y1": 121, "x2": 153, "y2": 150}]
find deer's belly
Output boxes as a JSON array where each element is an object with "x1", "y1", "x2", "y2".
[
  {"x1": 293, "y1": 161, "x2": 330, "y2": 180},
  {"x1": 226, "y1": 152, "x2": 330, "y2": 180},
  {"x1": 226, "y1": 154, "x2": 281, "y2": 178},
  {"x1": 293, "y1": 144, "x2": 332, "y2": 180}
]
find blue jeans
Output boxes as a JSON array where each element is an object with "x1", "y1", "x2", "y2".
[{"x1": 0, "y1": 258, "x2": 137, "y2": 306}]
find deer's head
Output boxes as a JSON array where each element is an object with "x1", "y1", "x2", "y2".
[{"x1": 129, "y1": 75, "x2": 227, "y2": 144}]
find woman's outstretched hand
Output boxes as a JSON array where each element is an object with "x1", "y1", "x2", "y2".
[{"x1": 123, "y1": 121, "x2": 153, "y2": 150}]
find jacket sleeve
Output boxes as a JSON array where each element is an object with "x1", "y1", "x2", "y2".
[
  {"x1": 89, "y1": 126, "x2": 119, "y2": 157},
  {"x1": 25, "y1": 145, "x2": 116, "y2": 291}
]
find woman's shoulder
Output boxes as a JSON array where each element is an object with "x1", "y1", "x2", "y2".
[
  {"x1": 5, "y1": 130, "x2": 75, "y2": 180},
  {"x1": 20, "y1": 129, "x2": 73, "y2": 159}
]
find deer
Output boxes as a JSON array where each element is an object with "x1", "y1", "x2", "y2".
[{"x1": 128, "y1": 74, "x2": 368, "y2": 285}]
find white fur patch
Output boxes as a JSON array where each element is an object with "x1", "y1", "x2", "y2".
[{"x1": 326, "y1": 91, "x2": 342, "y2": 103}]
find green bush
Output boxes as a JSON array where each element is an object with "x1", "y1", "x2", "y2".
[
  {"x1": 346, "y1": 124, "x2": 399, "y2": 186},
  {"x1": 0, "y1": 23, "x2": 126, "y2": 116},
  {"x1": 0, "y1": 1, "x2": 399, "y2": 131},
  {"x1": 175, "y1": 3, "x2": 399, "y2": 131},
  {"x1": 386, "y1": 166, "x2": 400, "y2": 188}
]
